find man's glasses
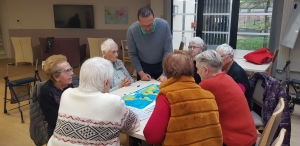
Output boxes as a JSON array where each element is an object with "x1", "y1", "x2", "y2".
[
  {"x1": 140, "y1": 23, "x2": 154, "y2": 29},
  {"x1": 55, "y1": 67, "x2": 73, "y2": 74},
  {"x1": 188, "y1": 46, "x2": 201, "y2": 50}
]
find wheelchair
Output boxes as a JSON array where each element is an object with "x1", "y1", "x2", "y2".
[
  {"x1": 3, "y1": 59, "x2": 42, "y2": 123},
  {"x1": 281, "y1": 60, "x2": 300, "y2": 114}
]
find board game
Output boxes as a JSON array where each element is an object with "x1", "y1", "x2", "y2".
[{"x1": 123, "y1": 84, "x2": 159, "y2": 110}]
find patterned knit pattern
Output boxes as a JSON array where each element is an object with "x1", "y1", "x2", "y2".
[
  {"x1": 158, "y1": 76, "x2": 223, "y2": 146},
  {"x1": 47, "y1": 88, "x2": 140, "y2": 146}
]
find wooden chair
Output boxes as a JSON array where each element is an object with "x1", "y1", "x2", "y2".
[
  {"x1": 174, "y1": 49, "x2": 189, "y2": 54},
  {"x1": 87, "y1": 38, "x2": 108, "y2": 58},
  {"x1": 179, "y1": 41, "x2": 184, "y2": 50},
  {"x1": 121, "y1": 40, "x2": 131, "y2": 64},
  {"x1": 256, "y1": 98, "x2": 284, "y2": 146},
  {"x1": 271, "y1": 128, "x2": 286, "y2": 146},
  {"x1": 11, "y1": 37, "x2": 34, "y2": 66},
  {"x1": 251, "y1": 79, "x2": 265, "y2": 130}
]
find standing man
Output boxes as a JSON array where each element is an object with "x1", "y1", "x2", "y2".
[{"x1": 127, "y1": 6, "x2": 173, "y2": 82}]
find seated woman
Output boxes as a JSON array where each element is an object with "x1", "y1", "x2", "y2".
[
  {"x1": 47, "y1": 57, "x2": 140, "y2": 146},
  {"x1": 144, "y1": 53, "x2": 223, "y2": 146},
  {"x1": 195, "y1": 50, "x2": 257, "y2": 146},
  {"x1": 39, "y1": 54, "x2": 74, "y2": 138},
  {"x1": 101, "y1": 38, "x2": 134, "y2": 92},
  {"x1": 188, "y1": 37, "x2": 207, "y2": 84},
  {"x1": 216, "y1": 44, "x2": 252, "y2": 110}
]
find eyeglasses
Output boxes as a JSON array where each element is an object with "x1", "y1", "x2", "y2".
[
  {"x1": 140, "y1": 23, "x2": 154, "y2": 29},
  {"x1": 55, "y1": 67, "x2": 73, "y2": 74},
  {"x1": 188, "y1": 46, "x2": 201, "y2": 50}
]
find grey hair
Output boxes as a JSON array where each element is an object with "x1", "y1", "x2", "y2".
[
  {"x1": 216, "y1": 44, "x2": 234, "y2": 56},
  {"x1": 195, "y1": 50, "x2": 222, "y2": 72},
  {"x1": 78, "y1": 57, "x2": 113, "y2": 93},
  {"x1": 189, "y1": 37, "x2": 207, "y2": 51},
  {"x1": 101, "y1": 38, "x2": 117, "y2": 53}
]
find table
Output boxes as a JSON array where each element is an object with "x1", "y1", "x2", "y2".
[
  {"x1": 233, "y1": 50, "x2": 271, "y2": 73},
  {"x1": 110, "y1": 79, "x2": 160, "y2": 140}
]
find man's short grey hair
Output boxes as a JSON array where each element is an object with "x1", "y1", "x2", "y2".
[
  {"x1": 101, "y1": 38, "x2": 117, "y2": 53},
  {"x1": 216, "y1": 44, "x2": 234, "y2": 56},
  {"x1": 189, "y1": 37, "x2": 207, "y2": 51},
  {"x1": 78, "y1": 57, "x2": 113, "y2": 93},
  {"x1": 195, "y1": 50, "x2": 222, "y2": 72}
]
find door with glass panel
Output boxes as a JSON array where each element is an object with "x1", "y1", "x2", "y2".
[
  {"x1": 172, "y1": 0, "x2": 198, "y2": 50},
  {"x1": 202, "y1": 0, "x2": 232, "y2": 49}
]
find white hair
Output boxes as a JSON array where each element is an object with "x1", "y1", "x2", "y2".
[
  {"x1": 78, "y1": 57, "x2": 113, "y2": 93},
  {"x1": 189, "y1": 37, "x2": 207, "y2": 51},
  {"x1": 216, "y1": 44, "x2": 234, "y2": 56},
  {"x1": 101, "y1": 38, "x2": 117, "y2": 53},
  {"x1": 195, "y1": 50, "x2": 222, "y2": 72}
]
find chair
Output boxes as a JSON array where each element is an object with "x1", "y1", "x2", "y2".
[
  {"x1": 121, "y1": 40, "x2": 130, "y2": 64},
  {"x1": 39, "y1": 38, "x2": 86, "y2": 68},
  {"x1": 11, "y1": 37, "x2": 34, "y2": 66},
  {"x1": 256, "y1": 98, "x2": 284, "y2": 146},
  {"x1": 87, "y1": 38, "x2": 108, "y2": 58},
  {"x1": 179, "y1": 41, "x2": 184, "y2": 50},
  {"x1": 271, "y1": 128, "x2": 286, "y2": 146},
  {"x1": 267, "y1": 48, "x2": 279, "y2": 76},
  {"x1": 251, "y1": 78, "x2": 265, "y2": 130}
]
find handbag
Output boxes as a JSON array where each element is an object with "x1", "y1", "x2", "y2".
[{"x1": 243, "y1": 48, "x2": 274, "y2": 65}]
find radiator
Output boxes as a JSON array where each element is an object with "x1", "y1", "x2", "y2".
[{"x1": 277, "y1": 0, "x2": 300, "y2": 72}]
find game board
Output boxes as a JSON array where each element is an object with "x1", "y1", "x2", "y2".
[{"x1": 123, "y1": 84, "x2": 159, "y2": 110}]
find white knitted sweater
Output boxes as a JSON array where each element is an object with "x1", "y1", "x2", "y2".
[{"x1": 47, "y1": 88, "x2": 140, "y2": 146}]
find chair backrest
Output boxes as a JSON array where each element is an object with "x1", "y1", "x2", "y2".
[
  {"x1": 268, "y1": 48, "x2": 279, "y2": 76},
  {"x1": 121, "y1": 40, "x2": 130, "y2": 63},
  {"x1": 179, "y1": 41, "x2": 184, "y2": 50},
  {"x1": 11, "y1": 37, "x2": 33, "y2": 63},
  {"x1": 174, "y1": 49, "x2": 189, "y2": 54},
  {"x1": 87, "y1": 38, "x2": 107, "y2": 58},
  {"x1": 258, "y1": 98, "x2": 285, "y2": 146},
  {"x1": 252, "y1": 78, "x2": 265, "y2": 106},
  {"x1": 271, "y1": 128, "x2": 286, "y2": 146}
]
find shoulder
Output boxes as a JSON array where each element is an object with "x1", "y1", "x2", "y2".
[
  {"x1": 40, "y1": 80, "x2": 53, "y2": 92},
  {"x1": 128, "y1": 21, "x2": 140, "y2": 31},
  {"x1": 155, "y1": 18, "x2": 168, "y2": 25}
]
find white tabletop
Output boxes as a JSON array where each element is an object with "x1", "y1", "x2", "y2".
[
  {"x1": 234, "y1": 49, "x2": 253, "y2": 59},
  {"x1": 110, "y1": 79, "x2": 160, "y2": 140},
  {"x1": 234, "y1": 58, "x2": 271, "y2": 72}
]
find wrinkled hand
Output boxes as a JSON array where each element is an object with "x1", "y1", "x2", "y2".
[
  {"x1": 119, "y1": 77, "x2": 131, "y2": 88},
  {"x1": 157, "y1": 75, "x2": 167, "y2": 82},
  {"x1": 138, "y1": 71, "x2": 151, "y2": 81}
]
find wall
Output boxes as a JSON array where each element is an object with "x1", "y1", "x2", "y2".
[{"x1": 2, "y1": 0, "x2": 151, "y2": 58}]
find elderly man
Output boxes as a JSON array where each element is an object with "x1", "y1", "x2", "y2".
[
  {"x1": 188, "y1": 37, "x2": 207, "y2": 84},
  {"x1": 195, "y1": 50, "x2": 257, "y2": 146},
  {"x1": 127, "y1": 6, "x2": 173, "y2": 82},
  {"x1": 216, "y1": 44, "x2": 252, "y2": 110}
]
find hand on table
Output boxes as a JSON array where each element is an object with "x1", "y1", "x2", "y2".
[
  {"x1": 119, "y1": 77, "x2": 132, "y2": 88},
  {"x1": 138, "y1": 71, "x2": 151, "y2": 81},
  {"x1": 157, "y1": 75, "x2": 167, "y2": 82}
]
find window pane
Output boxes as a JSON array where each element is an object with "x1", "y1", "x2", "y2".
[
  {"x1": 204, "y1": 0, "x2": 231, "y2": 13},
  {"x1": 203, "y1": 33, "x2": 229, "y2": 49},
  {"x1": 173, "y1": 31, "x2": 195, "y2": 50},
  {"x1": 236, "y1": 35, "x2": 270, "y2": 50},
  {"x1": 238, "y1": 15, "x2": 272, "y2": 33},
  {"x1": 240, "y1": 0, "x2": 273, "y2": 14},
  {"x1": 203, "y1": 15, "x2": 230, "y2": 32}
]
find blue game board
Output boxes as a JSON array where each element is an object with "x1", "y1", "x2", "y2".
[{"x1": 123, "y1": 84, "x2": 159, "y2": 109}]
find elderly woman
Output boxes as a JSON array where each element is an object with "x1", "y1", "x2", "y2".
[
  {"x1": 47, "y1": 57, "x2": 140, "y2": 146},
  {"x1": 101, "y1": 38, "x2": 134, "y2": 92},
  {"x1": 39, "y1": 54, "x2": 74, "y2": 138},
  {"x1": 216, "y1": 44, "x2": 252, "y2": 110},
  {"x1": 144, "y1": 53, "x2": 222, "y2": 145},
  {"x1": 195, "y1": 50, "x2": 257, "y2": 146},
  {"x1": 188, "y1": 37, "x2": 207, "y2": 84}
]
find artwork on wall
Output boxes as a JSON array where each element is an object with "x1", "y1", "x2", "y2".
[{"x1": 104, "y1": 6, "x2": 128, "y2": 24}]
